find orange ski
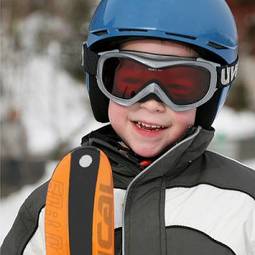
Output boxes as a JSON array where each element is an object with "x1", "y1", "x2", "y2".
[{"x1": 45, "y1": 147, "x2": 114, "y2": 255}]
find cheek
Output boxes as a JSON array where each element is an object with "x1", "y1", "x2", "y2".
[
  {"x1": 108, "y1": 101, "x2": 127, "y2": 130},
  {"x1": 173, "y1": 109, "x2": 196, "y2": 127}
]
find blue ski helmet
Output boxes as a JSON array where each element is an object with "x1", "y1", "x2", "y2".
[{"x1": 84, "y1": 0, "x2": 238, "y2": 128}]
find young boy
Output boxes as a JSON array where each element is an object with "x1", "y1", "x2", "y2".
[{"x1": 2, "y1": 0, "x2": 255, "y2": 254}]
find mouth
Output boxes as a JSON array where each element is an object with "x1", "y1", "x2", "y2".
[{"x1": 133, "y1": 121, "x2": 168, "y2": 131}]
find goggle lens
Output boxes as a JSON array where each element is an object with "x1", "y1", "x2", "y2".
[{"x1": 102, "y1": 57, "x2": 211, "y2": 106}]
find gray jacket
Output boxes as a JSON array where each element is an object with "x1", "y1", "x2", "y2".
[{"x1": 2, "y1": 125, "x2": 255, "y2": 255}]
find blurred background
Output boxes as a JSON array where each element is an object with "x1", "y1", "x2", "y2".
[{"x1": 0, "y1": 0, "x2": 255, "y2": 244}]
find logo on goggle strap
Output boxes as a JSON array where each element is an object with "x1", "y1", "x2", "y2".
[{"x1": 221, "y1": 62, "x2": 238, "y2": 86}]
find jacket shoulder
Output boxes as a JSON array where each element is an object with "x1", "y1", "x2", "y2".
[
  {"x1": 1, "y1": 181, "x2": 48, "y2": 255},
  {"x1": 203, "y1": 151, "x2": 255, "y2": 199},
  {"x1": 168, "y1": 151, "x2": 255, "y2": 200}
]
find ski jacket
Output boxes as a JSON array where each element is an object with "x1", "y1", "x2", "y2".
[{"x1": 1, "y1": 125, "x2": 255, "y2": 255}]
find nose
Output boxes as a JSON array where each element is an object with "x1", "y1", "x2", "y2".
[{"x1": 139, "y1": 98, "x2": 166, "y2": 112}]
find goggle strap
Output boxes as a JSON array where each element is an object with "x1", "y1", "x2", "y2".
[
  {"x1": 82, "y1": 45, "x2": 239, "y2": 89},
  {"x1": 217, "y1": 57, "x2": 239, "y2": 88},
  {"x1": 82, "y1": 42, "x2": 99, "y2": 75}
]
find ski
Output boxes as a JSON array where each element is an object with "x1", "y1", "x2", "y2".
[{"x1": 45, "y1": 146, "x2": 114, "y2": 255}]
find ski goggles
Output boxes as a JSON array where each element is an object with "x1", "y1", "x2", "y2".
[{"x1": 93, "y1": 49, "x2": 238, "y2": 111}]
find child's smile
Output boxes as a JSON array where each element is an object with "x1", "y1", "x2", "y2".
[
  {"x1": 132, "y1": 120, "x2": 169, "y2": 138},
  {"x1": 133, "y1": 120, "x2": 168, "y2": 132}
]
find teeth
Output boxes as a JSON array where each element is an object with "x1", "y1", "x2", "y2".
[{"x1": 136, "y1": 121, "x2": 166, "y2": 130}]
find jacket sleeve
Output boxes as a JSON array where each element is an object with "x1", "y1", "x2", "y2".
[{"x1": 1, "y1": 182, "x2": 48, "y2": 255}]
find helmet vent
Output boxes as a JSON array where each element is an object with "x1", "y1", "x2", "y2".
[
  {"x1": 165, "y1": 32, "x2": 196, "y2": 40},
  {"x1": 207, "y1": 41, "x2": 228, "y2": 50},
  {"x1": 118, "y1": 28, "x2": 149, "y2": 32},
  {"x1": 92, "y1": 29, "x2": 108, "y2": 36}
]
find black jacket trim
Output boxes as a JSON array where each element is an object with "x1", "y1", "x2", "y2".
[
  {"x1": 165, "y1": 151, "x2": 255, "y2": 200},
  {"x1": 165, "y1": 225, "x2": 236, "y2": 255},
  {"x1": 165, "y1": 182, "x2": 255, "y2": 201}
]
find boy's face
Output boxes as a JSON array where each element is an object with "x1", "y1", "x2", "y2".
[{"x1": 108, "y1": 39, "x2": 197, "y2": 158}]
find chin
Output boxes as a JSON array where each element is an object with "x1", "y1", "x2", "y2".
[{"x1": 133, "y1": 146, "x2": 162, "y2": 158}]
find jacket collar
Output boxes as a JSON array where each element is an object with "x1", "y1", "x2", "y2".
[
  {"x1": 139, "y1": 126, "x2": 214, "y2": 183},
  {"x1": 81, "y1": 125, "x2": 214, "y2": 181}
]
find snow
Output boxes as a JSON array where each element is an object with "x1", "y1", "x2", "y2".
[
  {"x1": 209, "y1": 107, "x2": 255, "y2": 160},
  {"x1": 2, "y1": 43, "x2": 102, "y2": 157},
  {"x1": 16, "y1": 11, "x2": 71, "y2": 55},
  {"x1": 19, "y1": 54, "x2": 90, "y2": 154},
  {"x1": 213, "y1": 107, "x2": 255, "y2": 140},
  {"x1": 1, "y1": 12, "x2": 103, "y2": 157}
]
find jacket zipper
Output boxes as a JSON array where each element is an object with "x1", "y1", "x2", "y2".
[{"x1": 121, "y1": 127, "x2": 201, "y2": 255}]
